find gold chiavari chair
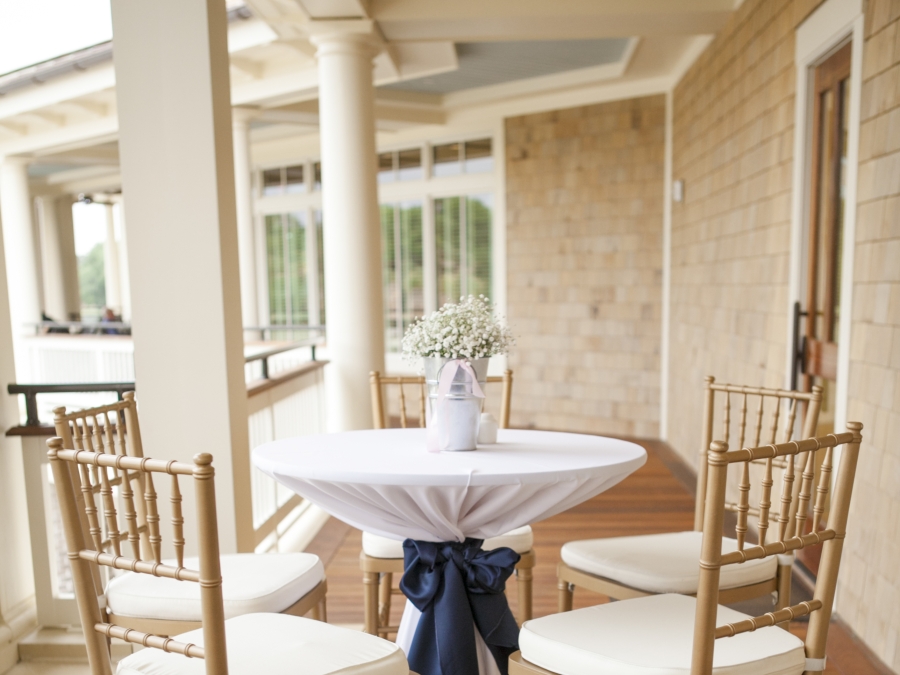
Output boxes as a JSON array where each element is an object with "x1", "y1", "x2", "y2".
[
  {"x1": 557, "y1": 377, "x2": 823, "y2": 615},
  {"x1": 53, "y1": 393, "x2": 327, "y2": 637},
  {"x1": 511, "y1": 423, "x2": 863, "y2": 675},
  {"x1": 48, "y1": 439, "x2": 413, "y2": 675},
  {"x1": 361, "y1": 369, "x2": 536, "y2": 637}
]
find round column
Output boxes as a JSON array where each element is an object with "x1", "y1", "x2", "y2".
[
  {"x1": 232, "y1": 108, "x2": 259, "y2": 329},
  {"x1": 0, "y1": 158, "x2": 42, "y2": 342},
  {"x1": 104, "y1": 202, "x2": 122, "y2": 314},
  {"x1": 312, "y1": 31, "x2": 385, "y2": 432}
]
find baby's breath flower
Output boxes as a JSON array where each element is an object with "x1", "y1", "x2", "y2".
[{"x1": 401, "y1": 295, "x2": 515, "y2": 361}]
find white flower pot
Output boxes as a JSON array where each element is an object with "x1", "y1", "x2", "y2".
[{"x1": 424, "y1": 357, "x2": 489, "y2": 452}]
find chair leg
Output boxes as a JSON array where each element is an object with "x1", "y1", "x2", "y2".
[
  {"x1": 516, "y1": 562, "x2": 533, "y2": 622},
  {"x1": 318, "y1": 597, "x2": 328, "y2": 624},
  {"x1": 378, "y1": 572, "x2": 394, "y2": 631},
  {"x1": 775, "y1": 558, "x2": 792, "y2": 629},
  {"x1": 557, "y1": 579, "x2": 573, "y2": 613},
  {"x1": 309, "y1": 601, "x2": 321, "y2": 621},
  {"x1": 363, "y1": 571, "x2": 379, "y2": 635}
]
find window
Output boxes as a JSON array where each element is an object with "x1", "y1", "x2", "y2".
[
  {"x1": 261, "y1": 165, "x2": 305, "y2": 195},
  {"x1": 265, "y1": 212, "x2": 309, "y2": 325},
  {"x1": 433, "y1": 142, "x2": 461, "y2": 177},
  {"x1": 381, "y1": 201, "x2": 424, "y2": 352},
  {"x1": 378, "y1": 148, "x2": 423, "y2": 183},
  {"x1": 315, "y1": 209, "x2": 325, "y2": 326},
  {"x1": 285, "y1": 165, "x2": 304, "y2": 193},
  {"x1": 435, "y1": 195, "x2": 493, "y2": 306},
  {"x1": 432, "y1": 138, "x2": 493, "y2": 177},
  {"x1": 257, "y1": 137, "x2": 496, "y2": 354}
]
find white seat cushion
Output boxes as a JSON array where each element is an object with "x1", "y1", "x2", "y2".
[
  {"x1": 561, "y1": 531, "x2": 778, "y2": 594},
  {"x1": 519, "y1": 594, "x2": 805, "y2": 675},
  {"x1": 117, "y1": 612, "x2": 408, "y2": 675},
  {"x1": 362, "y1": 526, "x2": 534, "y2": 559},
  {"x1": 108, "y1": 553, "x2": 324, "y2": 621}
]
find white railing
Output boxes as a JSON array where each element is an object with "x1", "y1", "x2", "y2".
[
  {"x1": 246, "y1": 361, "x2": 328, "y2": 552},
  {"x1": 12, "y1": 359, "x2": 330, "y2": 628},
  {"x1": 20, "y1": 335, "x2": 135, "y2": 384}
]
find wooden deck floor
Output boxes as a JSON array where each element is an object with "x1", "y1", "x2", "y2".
[{"x1": 306, "y1": 437, "x2": 893, "y2": 675}]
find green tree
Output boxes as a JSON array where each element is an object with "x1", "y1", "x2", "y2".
[{"x1": 78, "y1": 243, "x2": 105, "y2": 309}]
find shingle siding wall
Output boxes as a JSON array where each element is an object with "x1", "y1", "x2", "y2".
[
  {"x1": 835, "y1": 1, "x2": 900, "y2": 668},
  {"x1": 667, "y1": 0, "x2": 821, "y2": 470},
  {"x1": 668, "y1": 0, "x2": 898, "y2": 668},
  {"x1": 505, "y1": 95, "x2": 665, "y2": 437}
]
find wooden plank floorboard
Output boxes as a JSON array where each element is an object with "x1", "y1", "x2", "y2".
[{"x1": 313, "y1": 436, "x2": 892, "y2": 675}]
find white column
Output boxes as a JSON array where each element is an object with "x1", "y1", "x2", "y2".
[
  {"x1": 37, "y1": 196, "x2": 67, "y2": 322},
  {"x1": 111, "y1": 0, "x2": 251, "y2": 552},
  {"x1": 0, "y1": 189, "x2": 36, "y2": 672},
  {"x1": 55, "y1": 196, "x2": 81, "y2": 320},
  {"x1": 113, "y1": 197, "x2": 132, "y2": 323},
  {"x1": 103, "y1": 202, "x2": 122, "y2": 314},
  {"x1": 312, "y1": 25, "x2": 385, "y2": 432},
  {"x1": 0, "y1": 158, "x2": 41, "y2": 379},
  {"x1": 232, "y1": 108, "x2": 259, "y2": 328}
]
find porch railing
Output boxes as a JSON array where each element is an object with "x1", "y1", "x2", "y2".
[{"x1": 6, "y1": 356, "x2": 329, "y2": 626}]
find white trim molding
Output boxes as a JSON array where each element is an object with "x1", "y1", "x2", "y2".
[
  {"x1": 660, "y1": 89, "x2": 674, "y2": 440},
  {"x1": 786, "y1": 0, "x2": 863, "y2": 441}
]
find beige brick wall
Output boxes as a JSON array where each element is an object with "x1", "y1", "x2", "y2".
[
  {"x1": 505, "y1": 96, "x2": 665, "y2": 437},
  {"x1": 834, "y1": 1, "x2": 900, "y2": 668},
  {"x1": 667, "y1": 0, "x2": 821, "y2": 468}
]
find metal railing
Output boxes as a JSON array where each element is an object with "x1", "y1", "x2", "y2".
[
  {"x1": 8, "y1": 382, "x2": 135, "y2": 428},
  {"x1": 243, "y1": 324, "x2": 326, "y2": 342},
  {"x1": 31, "y1": 320, "x2": 132, "y2": 336}
]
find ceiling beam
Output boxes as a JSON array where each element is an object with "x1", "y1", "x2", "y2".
[
  {"x1": 370, "y1": 0, "x2": 734, "y2": 41},
  {"x1": 231, "y1": 56, "x2": 266, "y2": 79},
  {"x1": 63, "y1": 99, "x2": 110, "y2": 117}
]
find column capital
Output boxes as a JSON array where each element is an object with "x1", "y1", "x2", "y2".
[
  {"x1": 232, "y1": 106, "x2": 259, "y2": 126},
  {"x1": 308, "y1": 19, "x2": 383, "y2": 58},
  {"x1": 0, "y1": 156, "x2": 30, "y2": 169}
]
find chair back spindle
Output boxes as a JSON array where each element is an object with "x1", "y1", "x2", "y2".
[
  {"x1": 369, "y1": 369, "x2": 514, "y2": 430},
  {"x1": 694, "y1": 377, "x2": 823, "y2": 533},
  {"x1": 47, "y1": 437, "x2": 229, "y2": 675},
  {"x1": 690, "y1": 423, "x2": 862, "y2": 675}
]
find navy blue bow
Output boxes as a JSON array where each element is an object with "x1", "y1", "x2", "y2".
[{"x1": 400, "y1": 538, "x2": 521, "y2": 675}]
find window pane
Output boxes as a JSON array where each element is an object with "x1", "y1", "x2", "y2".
[
  {"x1": 266, "y1": 214, "x2": 287, "y2": 324},
  {"x1": 432, "y1": 143, "x2": 461, "y2": 177},
  {"x1": 262, "y1": 168, "x2": 282, "y2": 196},
  {"x1": 315, "y1": 210, "x2": 325, "y2": 326},
  {"x1": 466, "y1": 195, "x2": 493, "y2": 299},
  {"x1": 399, "y1": 201, "x2": 424, "y2": 340},
  {"x1": 398, "y1": 148, "x2": 423, "y2": 181},
  {"x1": 378, "y1": 152, "x2": 395, "y2": 184},
  {"x1": 313, "y1": 162, "x2": 322, "y2": 191},
  {"x1": 381, "y1": 204, "x2": 399, "y2": 351},
  {"x1": 285, "y1": 165, "x2": 304, "y2": 193},
  {"x1": 286, "y1": 212, "x2": 308, "y2": 325},
  {"x1": 434, "y1": 197, "x2": 461, "y2": 306},
  {"x1": 464, "y1": 138, "x2": 493, "y2": 174}
]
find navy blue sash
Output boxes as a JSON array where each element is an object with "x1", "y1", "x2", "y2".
[{"x1": 400, "y1": 538, "x2": 520, "y2": 675}]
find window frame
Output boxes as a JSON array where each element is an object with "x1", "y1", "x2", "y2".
[{"x1": 253, "y1": 131, "x2": 503, "y2": 369}]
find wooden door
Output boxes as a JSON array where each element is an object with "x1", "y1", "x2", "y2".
[
  {"x1": 803, "y1": 42, "x2": 851, "y2": 392},
  {"x1": 798, "y1": 42, "x2": 851, "y2": 575}
]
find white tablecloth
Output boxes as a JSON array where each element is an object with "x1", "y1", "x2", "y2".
[
  {"x1": 252, "y1": 428, "x2": 647, "y2": 543},
  {"x1": 252, "y1": 428, "x2": 647, "y2": 675}
]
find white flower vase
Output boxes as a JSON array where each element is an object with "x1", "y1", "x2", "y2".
[{"x1": 424, "y1": 356, "x2": 489, "y2": 451}]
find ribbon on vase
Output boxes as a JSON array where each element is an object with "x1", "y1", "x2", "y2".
[
  {"x1": 426, "y1": 359, "x2": 485, "y2": 453},
  {"x1": 400, "y1": 538, "x2": 521, "y2": 675}
]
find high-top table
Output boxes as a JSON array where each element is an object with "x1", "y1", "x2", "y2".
[{"x1": 253, "y1": 428, "x2": 647, "y2": 675}]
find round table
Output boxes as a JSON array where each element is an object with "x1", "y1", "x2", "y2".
[{"x1": 253, "y1": 428, "x2": 647, "y2": 675}]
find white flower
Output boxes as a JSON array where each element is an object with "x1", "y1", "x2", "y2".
[{"x1": 401, "y1": 295, "x2": 515, "y2": 361}]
